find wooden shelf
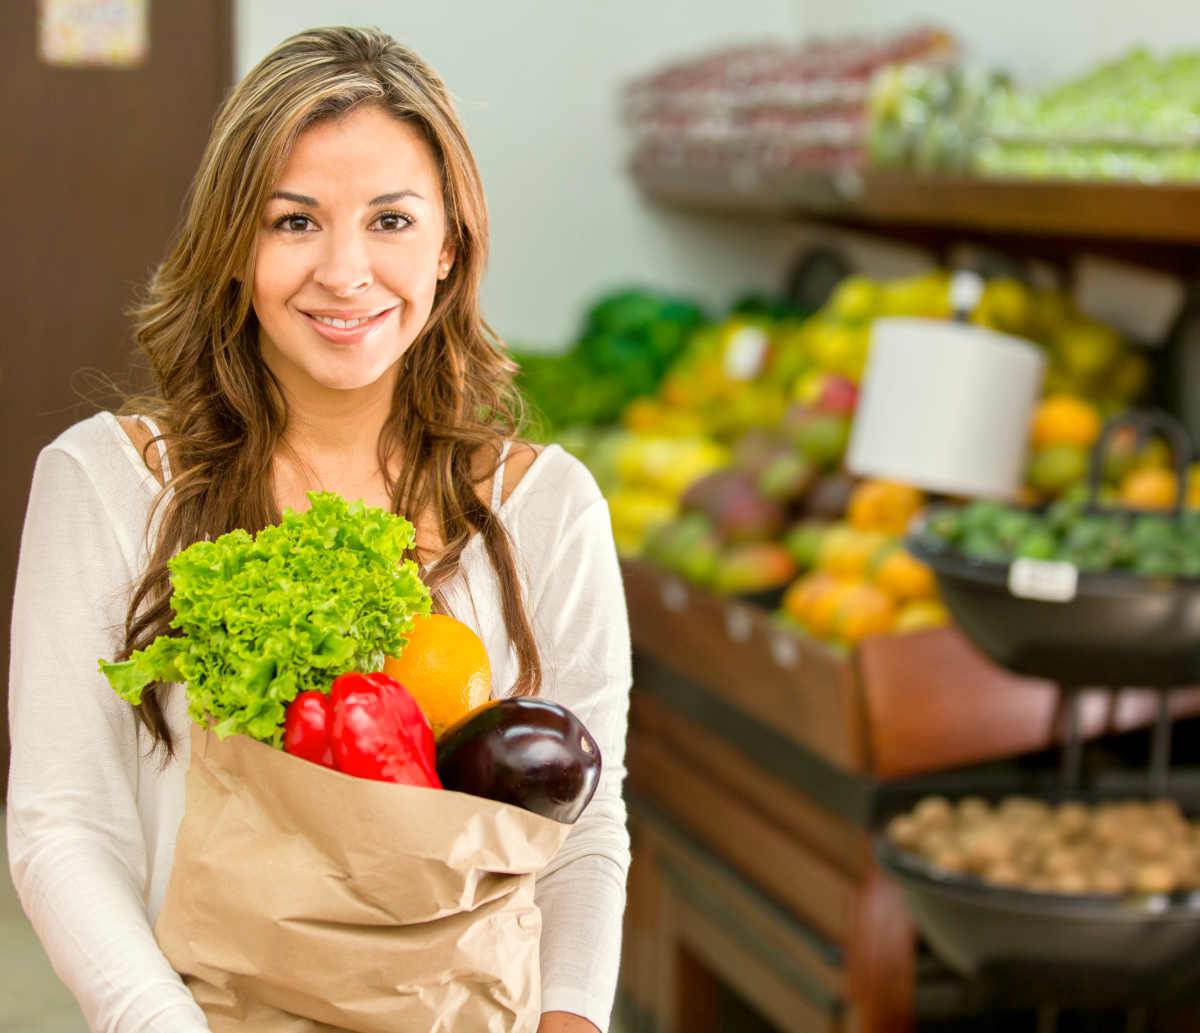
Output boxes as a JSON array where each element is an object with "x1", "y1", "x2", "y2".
[
  {"x1": 622, "y1": 557, "x2": 1200, "y2": 783},
  {"x1": 632, "y1": 164, "x2": 1200, "y2": 248}
]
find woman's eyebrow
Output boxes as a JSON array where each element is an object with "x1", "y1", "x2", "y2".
[{"x1": 268, "y1": 189, "x2": 425, "y2": 206}]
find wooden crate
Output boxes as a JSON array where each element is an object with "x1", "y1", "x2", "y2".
[{"x1": 622, "y1": 557, "x2": 1200, "y2": 780}]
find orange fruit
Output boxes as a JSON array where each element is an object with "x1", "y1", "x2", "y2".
[
  {"x1": 874, "y1": 549, "x2": 937, "y2": 602},
  {"x1": 848, "y1": 480, "x2": 925, "y2": 536},
  {"x1": 1119, "y1": 467, "x2": 1178, "y2": 511},
  {"x1": 382, "y1": 614, "x2": 492, "y2": 739},
  {"x1": 1030, "y1": 395, "x2": 1101, "y2": 450},
  {"x1": 832, "y1": 583, "x2": 896, "y2": 644},
  {"x1": 806, "y1": 578, "x2": 859, "y2": 639},
  {"x1": 783, "y1": 572, "x2": 835, "y2": 627}
]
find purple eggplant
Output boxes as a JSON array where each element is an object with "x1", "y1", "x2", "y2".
[{"x1": 435, "y1": 698, "x2": 601, "y2": 824}]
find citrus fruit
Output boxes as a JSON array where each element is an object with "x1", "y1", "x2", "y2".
[
  {"x1": 382, "y1": 614, "x2": 492, "y2": 739},
  {"x1": 832, "y1": 583, "x2": 896, "y2": 644},
  {"x1": 874, "y1": 549, "x2": 937, "y2": 601},
  {"x1": 1119, "y1": 467, "x2": 1178, "y2": 511},
  {"x1": 848, "y1": 479, "x2": 925, "y2": 536},
  {"x1": 1030, "y1": 395, "x2": 1102, "y2": 450},
  {"x1": 806, "y1": 578, "x2": 859, "y2": 639}
]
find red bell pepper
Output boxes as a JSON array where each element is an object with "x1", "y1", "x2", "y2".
[
  {"x1": 284, "y1": 674, "x2": 441, "y2": 787},
  {"x1": 283, "y1": 690, "x2": 335, "y2": 769}
]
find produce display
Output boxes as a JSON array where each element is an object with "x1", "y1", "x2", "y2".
[
  {"x1": 870, "y1": 45, "x2": 1200, "y2": 183},
  {"x1": 868, "y1": 62, "x2": 1010, "y2": 174},
  {"x1": 621, "y1": 27, "x2": 958, "y2": 179},
  {"x1": 99, "y1": 492, "x2": 600, "y2": 823},
  {"x1": 554, "y1": 265, "x2": 1153, "y2": 655},
  {"x1": 512, "y1": 287, "x2": 706, "y2": 437},
  {"x1": 921, "y1": 488, "x2": 1200, "y2": 576},
  {"x1": 887, "y1": 795, "x2": 1200, "y2": 896},
  {"x1": 979, "y1": 48, "x2": 1200, "y2": 182}
]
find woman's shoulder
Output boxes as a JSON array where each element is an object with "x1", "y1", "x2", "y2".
[
  {"x1": 41, "y1": 411, "x2": 164, "y2": 490},
  {"x1": 500, "y1": 440, "x2": 604, "y2": 529}
]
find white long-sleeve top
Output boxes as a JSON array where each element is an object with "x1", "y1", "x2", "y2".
[{"x1": 7, "y1": 411, "x2": 631, "y2": 1033}]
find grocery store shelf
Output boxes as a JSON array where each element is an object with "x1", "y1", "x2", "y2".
[{"x1": 632, "y1": 164, "x2": 1200, "y2": 246}]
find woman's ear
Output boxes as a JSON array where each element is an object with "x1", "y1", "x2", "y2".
[{"x1": 437, "y1": 247, "x2": 456, "y2": 281}]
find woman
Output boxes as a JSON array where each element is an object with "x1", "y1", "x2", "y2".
[{"x1": 7, "y1": 26, "x2": 630, "y2": 1033}]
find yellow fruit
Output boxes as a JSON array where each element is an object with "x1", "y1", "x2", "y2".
[
  {"x1": 818, "y1": 527, "x2": 890, "y2": 579},
  {"x1": 894, "y1": 600, "x2": 950, "y2": 634},
  {"x1": 976, "y1": 278, "x2": 1032, "y2": 334},
  {"x1": 1188, "y1": 464, "x2": 1200, "y2": 509},
  {"x1": 878, "y1": 274, "x2": 952, "y2": 319},
  {"x1": 827, "y1": 275, "x2": 881, "y2": 322},
  {"x1": 1030, "y1": 395, "x2": 1102, "y2": 449},
  {"x1": 832, "y1": 583, "x2": 896, "y2": 644},
  {"x1": 383, "y1": 614, "x2": 492, "y2": 739},
  {"x1": 848, "y1": 480, "x2": 925, "y2": 536},
  {"x1": 806, "y1": 321, "x2": 861, "y2": 374},
  {"x1": 1119, "y1": 467, "x2": 1178, "y2": 511},
  {"x1": 1055, "y1": 322, "x2": 1121, "y2": 380},
  {"x1": 1110, "y1": 352, "x2": 1151, "y2": 403},
  {"x1": 874, "y1": 549, "x2": 937, "y2": 602}
]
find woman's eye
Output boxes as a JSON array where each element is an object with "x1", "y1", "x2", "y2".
[
  {"x1": 375, "y1": 211, "x2": 414, "y2": 232},
  {"x1": 273, "y1": 212, "x2": 313, "y2": 232}
]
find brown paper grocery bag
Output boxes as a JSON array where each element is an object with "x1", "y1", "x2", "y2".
[{"x1": 155, "y1": 725, "x2": 571, "y2": 1033}]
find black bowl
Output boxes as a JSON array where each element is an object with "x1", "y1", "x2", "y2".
[
  {"x1": 907, "y1": 516, "x2": 1200, "y2": 687},
  {"x1": 877, "y1": 836, "x2": 1200, "y2": 1005}
]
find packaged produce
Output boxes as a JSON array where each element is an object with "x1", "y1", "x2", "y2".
[
  {"x1": 622, "y1": 27, "x2": 958, "y2": 179},
  {"x1": 97, "y1": 492, "x2": 593, "y2": 1032}
]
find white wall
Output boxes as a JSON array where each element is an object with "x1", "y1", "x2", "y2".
[
  {"x1": 235, "y1": 2, "x2": 808, "y2": 350},
  {"x1": 795, "y1": 0, "x2": 1200, "y2": 86}
]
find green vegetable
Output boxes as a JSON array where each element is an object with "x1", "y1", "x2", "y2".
[{"x1": 98, "y1": 492, "x2": 431, "y2": 746}]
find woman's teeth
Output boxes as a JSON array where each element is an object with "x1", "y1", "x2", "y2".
[{"x1": 312, "y1": 314, "x2": 375, "y2": 329}]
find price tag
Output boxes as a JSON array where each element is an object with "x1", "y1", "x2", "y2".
[
  {"x1": 723, "y1": 326, "x2": 770, "y2": 381},
  {"x1": 1008, "y1": 558, "x2": 1078, "y2": 603},
  {"x1": 724, "y1": 604, "x2": 754, "y2": 643}
]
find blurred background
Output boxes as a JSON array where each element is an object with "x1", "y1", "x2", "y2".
[{"x1": 10, "y1": 2, "x2": 1200, "y2": 1031}]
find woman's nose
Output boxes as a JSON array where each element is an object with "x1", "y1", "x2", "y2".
[{"x1": 313, "y1": 228, "x2": 373, "y2": 296}]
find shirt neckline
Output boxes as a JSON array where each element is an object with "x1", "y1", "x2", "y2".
[{"x1": 102, "y1": 409, "x2": 558, "y2": 522}]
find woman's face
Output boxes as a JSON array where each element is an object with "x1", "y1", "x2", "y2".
[{"x1": 253, "y1": 104, "x2": 454, "y2": 401}]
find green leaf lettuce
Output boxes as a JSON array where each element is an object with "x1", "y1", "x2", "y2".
[{"x1": 98, "y1": 492, "x2": 431, "y2": 747}]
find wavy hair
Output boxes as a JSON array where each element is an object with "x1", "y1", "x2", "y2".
[{"x1": 118, "y1": 26, "x2": 541, "y2": 758}]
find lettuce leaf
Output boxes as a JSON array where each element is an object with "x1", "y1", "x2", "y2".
[{"x1": 99, "y1": 492, "x2": 431, "y2": 747}]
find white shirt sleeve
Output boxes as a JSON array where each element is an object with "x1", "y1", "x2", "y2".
[
  {"x1": 531, "y1": 493, "x2": 633, "y2": 1032},
  {"x1": 6, "y1": 445, "x2": 210, "y2": 1033}
]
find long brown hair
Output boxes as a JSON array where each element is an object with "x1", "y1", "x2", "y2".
[{"x1": 118, "y1": 26, "x2": 541, "y2": 758}]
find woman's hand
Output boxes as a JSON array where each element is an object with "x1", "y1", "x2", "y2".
[{"x1": 537, "y1": 1011, "x2": 601, "y2": 1033}]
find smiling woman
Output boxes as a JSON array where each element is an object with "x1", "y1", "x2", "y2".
[
  {"x1": 7, "y1": 25, "x2": 629, "y2": 1033},
  {"x1": 253, "y1": 109, "x2": 453, "y2": 399}
]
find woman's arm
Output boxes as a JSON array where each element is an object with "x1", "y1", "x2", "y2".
[
  {"x1": 539, "y1": 1011, "x2": 601, "y2": 1033},
  {"x1": 527, "y1": 485, "x2": 633, "y2": 1033},
  {"x1": 7, "y1": 443, "x2": 210, "y2": 1032}
]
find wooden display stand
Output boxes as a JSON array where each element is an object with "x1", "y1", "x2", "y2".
[{"x1": 616, "y1": 558, "x2": 1200, "y2": 1032}]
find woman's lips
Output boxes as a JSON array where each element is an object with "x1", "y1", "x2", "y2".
[{"x1": 303, "y1": 306, "x2": 397, "y2": 343}]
